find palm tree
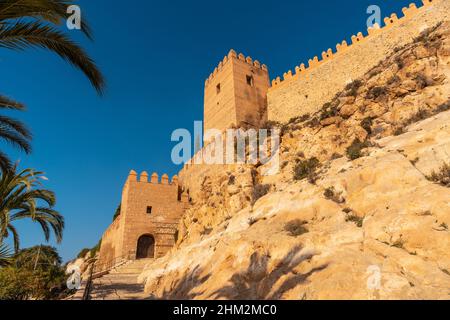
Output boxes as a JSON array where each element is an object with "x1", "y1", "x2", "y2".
[
  {"x1": 0, "y1": 166, "x2": 64, "y2": 253},
  {"x1": 0, "y1": 0, "x2": 106, "y2": 170}
]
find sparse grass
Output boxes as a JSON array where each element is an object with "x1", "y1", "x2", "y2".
[
  {"x1": 396, "y1": 101, "x2": 450, "y2": 134},
  {"x1": 248, "y1": 217, "x2": 259, "y2": 226},
  {"x1": 260, "y1": 120, "x2": 288, "y2": 136},
  {"x1": 344, "y1": 79, "x2": 363, "y2": 97},
  {"x1": 201, "y1": 227, "x2": 213, "y2": 236},
  {"x1": 320, "y1": 101, "x2": 339, "y2": 120},
  {"x1": 410, "y1": 157, "x2": 420, "y2": 166},
  {"x1": 345, "y1": 214, "x2": 363, "y2": 228},
  {"x1": 284, "y1": 220, "x2": 309, "y2": 237},
  {"x1": 346, "y1": 139, "x2": 369, "y2": 160},
  {"x1": 252, "y1": 184, "x2": 271, "y2": 204},
  {"x1": 393, "y1": 127, "x2": 404, "y2": 136},
  {"x1": 392, "y1": 239, "x2": 405, "y2": 249},
  {"x1": 436, "y1": 101, "x2": 450, "y2": 113},
  {"x1": 394, "y1": 56, "x2": 404, "y2": 69},
  {"x1": 293, "y1": 157, "x2": 320, "y2": 181},
  {"x1": 414, "y1": 22, "x2": 442, "y2": 43},
  {"x1": 323, "y1": 187, "x2": 343, "y2": 203},
  {"x1": 366, "y1": 86, "x2": 388, "y2": 100},
  {"x1": 306, "y1": 116, "x2": 320, "y2": 128},
  {"x1": 361, "y1": 117, "x2": 374, "y2": 135},
  {"x1": 331, "y1": 153, "x2": 343, "y2": 160},
  {"x1": 288, "y1": 113, "x2": 310, "y2": 125},
  {"x1": 414, "y1": 73, "x2": 432, "y2": 89},
  {"x1": 77, "y1": 248, "x2": 91, "y2": 259},
  {"x1": 426, "y1": 163, "x2": 450, "y2": 187},
  {"x1": 387, "y1": 75, "x2": 401, "y2": 86}
]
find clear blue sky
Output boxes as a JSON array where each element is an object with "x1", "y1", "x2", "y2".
[{"x1": 1, "y1": 0, "x2": 420, "y2": 262}]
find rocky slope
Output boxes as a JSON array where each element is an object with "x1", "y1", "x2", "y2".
[{"x1": 138, "y1": 21, "x2": 450, "y2": 300}]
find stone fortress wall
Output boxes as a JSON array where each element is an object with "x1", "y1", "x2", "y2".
[
  {"x1": 267, "y1": 0, "x2": 449, "y2": 122},
  {"x1": 98, "y1": 0, "x2": 448, "y2": 267},
  {"x1": 98, "y1": 171, "x2": 189, "y2": 266},
  {"x1": 179, "y1": 0, "x2": 447, "y2": 200}
]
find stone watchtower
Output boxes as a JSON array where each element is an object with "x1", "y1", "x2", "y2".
[
  {"x1": 98, "y1": 171, "x2": 189, "y2": 266},
  {"x1": 204, "y1": 49, "x2": 270, "y2": 133}
]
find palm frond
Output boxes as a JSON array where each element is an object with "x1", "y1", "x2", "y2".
[
  {"x1": 0, "y1": 20, "x2": 105, "y2": 94},
  {"x1": 0, "y1": 243, "x2": 13, "y2": 266},
  {"x1": 0, "y1": 115, "x2": 32, "y2": 139},
  {"x1": 0, "y1": 0, "x2": 93, "y2": 39},
  {"x1": 0, "y1": 166, "x2": 64, "y2": 250},
  {"x1": 0, "y1": 150, "x2": 12, "y2": 172},
  {"x1": 7, "y1": 224, "x2": 19, "y2": 252},
  {"x1": 0, "y1": 94, "x2": 26, "y2": 110},
  {"x1": 0, "y1": 126, "x2": 32, "y2": 153}
]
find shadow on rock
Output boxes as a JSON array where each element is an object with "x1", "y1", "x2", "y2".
[{"x1": 211, "y1": 246, "x2": 328, "y2": 300}]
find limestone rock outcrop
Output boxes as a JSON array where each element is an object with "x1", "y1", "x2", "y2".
[{"x1": 138, "y1": 21, "x2": 450, "y2": 300}]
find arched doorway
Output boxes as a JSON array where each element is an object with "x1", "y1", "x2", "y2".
[{"x1": 136, "y1": 234, "x2": 155, "y2": 259}]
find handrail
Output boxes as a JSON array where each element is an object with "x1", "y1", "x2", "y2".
[
  {"x1": 82, "y1": 262, "x2": 94, "y2": 300},
  {"x1": 80, "y1": 251, "x2": 136, "y2": 300},
  {"x1": 92, "y1": 250, "x2": 136, "y2": 275}
]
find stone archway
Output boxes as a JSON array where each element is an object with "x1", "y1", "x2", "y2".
[{"x1": 136, "y1": 234, "x2": 155, "y2": 259}]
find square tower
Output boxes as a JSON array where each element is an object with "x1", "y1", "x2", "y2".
[
  {"x1": 204, "y1": 49, "x2": 270, "y2": 133},
  {"x1": 98, "y1": 171, "x2": 189, "y2": 266}
]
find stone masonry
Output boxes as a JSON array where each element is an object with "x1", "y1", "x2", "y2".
[
  {"x1": 98, "y1": 0, "x2": 445, "y2": 268},
  {"x1": 98, "y1": 171, "x2": 189, "y2": 267}
]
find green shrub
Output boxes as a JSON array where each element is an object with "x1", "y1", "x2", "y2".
[
  {"x1": 284, "y1": 220, "x2": 309, "y2": 237},
  {"x1": 323, "y1": 187, "x2": 343, "y2": 203},
  {"x1": 320, "y1": 101, "x2": 339, "y2": 120},
  {"x1": 344, "y1": 80, "x2": 363, "y2": 97},
  {"x1": 346, "y1": 139, "x2": 369, "y2": 160},
  {"x1": 392, "y1": 239, "x2": 405, "y2": 249},
  {"x1": 77, "y1": 248, "x2": 91, "y2": 259},
  {"x1": 427, "y1": 163, "x2": 450, "y2": 187},
  {"x1": 366, "y1": 86, "x2": 388, "y2": 100},
  {"x1": 394, "y1": 56, "x2": 404, "y2": 69},
  {"x1": 400, "y1": 108, "x2": 431, "y2": 128},
  {"x1": 288, "y1": 113, "x2": 310, "y2": 125},
  {"x1": 345, "y1": 214, "x2": 363, "y2": 227},
  {"x1": 387, "y1": 75, "x2": 401, "y2": 86},
  {"x1": 252, "y1": 184, "x2": 271, "y2": 203},
  {"x1": 361, "y1": 117, "x2": 374, "y2": 134},
  {"x1": 414, "y1": 73, "x2": 432, "y2": 89},
  {"x1": 293, "y1": 157, "x2": 320, "y2": 181},
  {"x1": 393, "y1": 127, "x2": 404, "y2": 136},
  {"x1": 331, "y1": 153, "x2": 343, "y2": 160},
  {"x1": 436, "y1": 101, "x2": 450, "y2": 113}
]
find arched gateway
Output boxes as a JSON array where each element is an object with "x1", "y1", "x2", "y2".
[{"x1": 136, "y1": 234, "x2": 155, "y2": 259}]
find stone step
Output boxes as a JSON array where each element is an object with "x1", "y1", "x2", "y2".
[{"x1": 87, "y1": 258, "x2": 154, "y2": 300}]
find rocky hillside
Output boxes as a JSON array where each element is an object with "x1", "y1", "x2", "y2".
[{"x1": 138, "y1": 21, "x2": 450, "y2": 300}]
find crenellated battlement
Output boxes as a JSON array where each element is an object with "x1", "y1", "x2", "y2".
[
  {"x1": 126, "y1": 170, "x2": 179, "y2": 186},
  {"x1": 270, "y1": 1, "x2": 433, "y2": 90},
  {"x1": 205, "y1": 49, "x2": 268, "y2": 88}
]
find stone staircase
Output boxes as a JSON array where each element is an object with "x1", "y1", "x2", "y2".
[{"x1": 72, "y1": 258, "x2": 153, "y2": 300}]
